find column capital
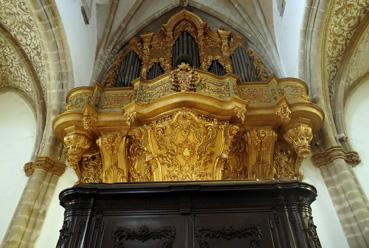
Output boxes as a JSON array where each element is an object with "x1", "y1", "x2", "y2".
[
  {"x1": 24, "y1": 156, "x2": 65, "y2": 177},
  {"x1": 312, "y1": 146, "x2": 360, "y2": 167}
]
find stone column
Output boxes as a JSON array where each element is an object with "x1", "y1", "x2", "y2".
[
  {"x1": 313, "y1": 147, "x2": 369, "y2": 247},
  {"x1": 2, "y1": 157, "x2": 65, "y2": 248}
]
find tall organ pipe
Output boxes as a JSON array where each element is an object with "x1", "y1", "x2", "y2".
[
  {"x1": 147, "y1": 63, "x2": 164, "y2": 80},
  {"x1": 172, "y1": 32, "x2": 200, "y2": 68},
  {"x1": 116, "y1": 51, "x2": 141, "y2": 87},
  {"x1": 231, "y1": 46, "x2": 259, "y2": 82}
]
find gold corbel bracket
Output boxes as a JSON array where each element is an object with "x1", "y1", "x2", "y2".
[
  {"x1": 63, "y1": 126, "x2": 93, "y2": 178},
  {"x1": 283, "y1": 119, "x2": 314, "y2": 159}
]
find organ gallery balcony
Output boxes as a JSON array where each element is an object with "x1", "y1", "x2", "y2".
[{"x1": 53, "y1": 10, "x2": 323, "y2": 184}]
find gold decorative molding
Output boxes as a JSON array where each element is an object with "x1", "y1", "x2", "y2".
[
  {"x1": 24, "y1": 157, "x2": 65, "y2": 177},
  {"x1": 312, "y1": 146, "x2": 361, "y2": 167}
]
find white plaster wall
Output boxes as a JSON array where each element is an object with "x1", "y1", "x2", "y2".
[
  {"x1": 56, "y1": 0, "x2": 97, "y2": 86},
  {"x1": 0, "y1": 92, "x2": 36, "y2": 242},
  {"x1": 345, "y1": 80, "x2": 369, "y2": 198},
  {"x1": 302, "y1": 158, "x2": 349, "y2": 248},
  {"x1": 35, "y1": 168, "x2": 77, "y2": 248},
  {"x1": 273, "y1": 0, "x2": 306, "y2": 77}
]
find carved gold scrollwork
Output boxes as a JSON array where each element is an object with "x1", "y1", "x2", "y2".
[
  {"x1": 81, "y1": 152, "x2": 102, "y2": 183},
  {"x1": 170, "y1": 63, "x2": 199, "y2": 92},
  {"x1": 127, "y1": 110, "x2": 239, "y2": 181},
  {"x1": 245, "y1": 128, "x2": 277, "y2": 179},
  {"x1": 82, "y1": 105, "x2": 97, "y2": 130},
  {"x1": 63, "y1": 134, "x2": 91, "y2": 179},
  {"x1": 97, "y1": 132, "x2": 128, "y2": 183},
  {"x1": 276, "y1": 101, "x2": 291, "y2": 123},
  {"x1": 233, "y1": 106, "x2": 247, "y2": 123},
  {"x1": 274, "y1": 139, "x2": 303, "y2": 180},
  {"x1": 283, "y1": 124, "x2": 313, "y2": 158},
  {"x1": 123, "y1": 110, "x2": 137, "y2": 127}
]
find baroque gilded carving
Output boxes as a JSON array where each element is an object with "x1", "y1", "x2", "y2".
[
  {"x1": 103, "y1": 10, "x2": 269, "y2": 86},
  {"x1": 63, "y1": 134, "x2": 91, "y2": 178},
  {"x1": 246, "y1": 128, "x2": 277, "y2": 179},
  {"x1": 170, "y1": 63, "x2": 199, "y2": 92},
  {"x1": 283, "y1": 123, "x2": 313, "y2": 158},
  {"x1": 80, "y1": 152, "x2": 102, "y2": 183},
  {"x1": 97, "y1": 132, "x2": 128, "y2": 183},
  {"x1": 128, "y1": 110, "x2": 239, "y2": 182},
  {"x1": 274, "y1": 139, "x2": 302, "y2": 180},
  {"x1": 276, "y1": 101, "x2": 291, "y2": 123},
  {"x1": 53, "y1": 12, "x2": 324, "y2": 184}
]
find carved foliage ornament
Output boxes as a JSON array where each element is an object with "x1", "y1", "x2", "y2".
[
  {"x1": 64, "y1": 134, "x2": 91, "y2": 177},
  {"x1": 195, "y1": 226, "x2": 262, "y2": 248},
  {"x1": 113, "y1": 225, "x2": 176, "y2": 248},
  {"x1": 283, "y1": 124, "x2": 313, "y2": 158},
  {"x1": 170, "y1": 63, "x2": 199, "y2": 92},
  {"x1": 324, "y1": 0, "x2": 369, "y2": 101},
  {"x1": 128, "y1": 110, "x2": 239, "y2": 182}
]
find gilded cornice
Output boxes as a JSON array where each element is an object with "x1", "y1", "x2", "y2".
[
  {"x1": 322, "y1": 0, "x2": 369, "y2": 101},
  {"x1": 312, "y1": 146, "x2": 360, "y2": 167},
  {"x1": 0, "y1": 0, "x2": 46, "y2": 94},
  {"x1": 24, "y1": 156, "x2": 65, "y2": 177}
]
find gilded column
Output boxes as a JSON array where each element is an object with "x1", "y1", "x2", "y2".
[{"x1": 2, "y1": 157, "x2": 65, "y2": 248}]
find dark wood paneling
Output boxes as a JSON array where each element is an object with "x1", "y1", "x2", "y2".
[{"x1": 57, "y1": 181, "x2": 321, "y2": 248}]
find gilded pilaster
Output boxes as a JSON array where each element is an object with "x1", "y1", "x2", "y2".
[
  {"x1": 97, "y1": 132, "x2": 128, "y2": 183},
  {"x1": 245, "y1": 128, "x2": 277, "y2": 179}
]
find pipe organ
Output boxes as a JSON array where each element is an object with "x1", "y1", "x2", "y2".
[
  {"x1": 104, "y1": 11, "x2": 269, "y2": 87},
  {"x1": 55, "y1": 11, "x2": 323, "y2": 247}
]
